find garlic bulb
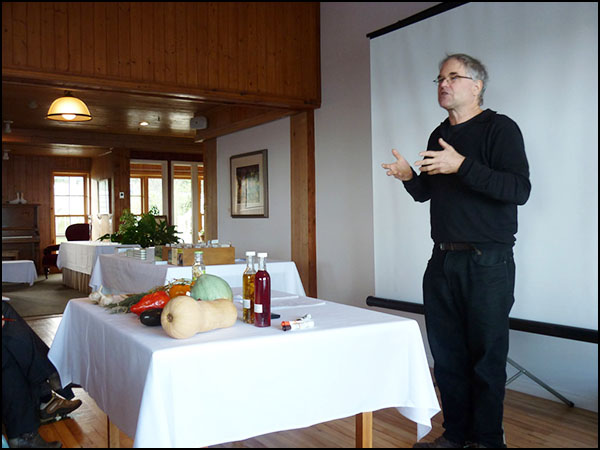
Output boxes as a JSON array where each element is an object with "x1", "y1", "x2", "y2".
[
  {"x1": 99, "y1": 293, "x2": 124, "y2": 306},
  {"x1": 89, "y1": 285, "x2": 103, "y2": 303}
]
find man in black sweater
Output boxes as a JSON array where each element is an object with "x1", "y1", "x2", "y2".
[{"x1": 382, "y1": 53, "x2": 531, "y2": 448}]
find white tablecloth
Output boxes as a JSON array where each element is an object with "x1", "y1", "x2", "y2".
[
  {"x1": 56, "y1": 241, "x2": 137, "y2": 275},
  {"x1": 48, "y1": 297, "x2": 439, "y2": 448},
  {"x1": 2, "y1": 260, "x2": 37, "y2": 285},
  {"x1": 89, "y1": 253, "x2": 306, "y2": 296}
]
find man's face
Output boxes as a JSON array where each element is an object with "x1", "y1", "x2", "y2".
[{"x1": 437, "y1": 58, "x2": 480, "y2": 111}]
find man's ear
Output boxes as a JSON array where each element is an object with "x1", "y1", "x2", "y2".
[{"x1": 473, "y1": 80, "x2": 483, "y2": 98}]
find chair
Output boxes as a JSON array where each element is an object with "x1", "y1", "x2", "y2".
[{"x1": 42, "y1": 223, "x2": 92, "y2": 278}]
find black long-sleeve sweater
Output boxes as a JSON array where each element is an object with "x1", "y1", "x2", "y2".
[{"x1": 403, "y1": 109, "x2": 531, "y2": 245}]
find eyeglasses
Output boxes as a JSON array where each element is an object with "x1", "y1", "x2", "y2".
[{"x1": 433, "y1": 74, "x2": 473, "y2": 86}]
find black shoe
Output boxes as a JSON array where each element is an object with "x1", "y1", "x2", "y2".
[
  {"x1": 413, "y1": 435, "x2": 464, "y2": 448},
  {"x1": 8, "y1": 431, "x2": 62, "y2": 448},
  {"x1": 39, "y1": 392, "x2": 82, "y2": 423}
]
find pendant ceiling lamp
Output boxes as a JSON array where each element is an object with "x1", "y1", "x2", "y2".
[{"x1": 46, "y1": 91, "x2": 92, "y2": 122}]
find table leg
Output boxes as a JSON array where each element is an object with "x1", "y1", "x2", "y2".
[
  {"x1": 107, "y1": 416, "x2": 121, "y2": 448},
  {"x1": 355, "y1": 411, "x2": 373, "y2": 448}
]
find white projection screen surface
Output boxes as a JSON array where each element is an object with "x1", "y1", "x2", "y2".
[{"x1": 370, "y1": 3, "x2": 598, "y2": 330}]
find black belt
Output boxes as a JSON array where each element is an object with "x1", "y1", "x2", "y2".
[{"x1": 438, "y1": 242, "x2": 479, "y2": 252}]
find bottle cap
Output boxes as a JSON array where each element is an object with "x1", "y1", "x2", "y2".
[
  {"x1": 245, "y1": 251, "x2": 256, "y2": 256},
  {"x1": 257, "y1": 252, "x2": 268, "y2": 258}
]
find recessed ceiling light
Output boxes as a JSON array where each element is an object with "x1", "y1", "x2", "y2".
[{"x1": 139, "y1": 121, "x2": 149, "y2": 126}]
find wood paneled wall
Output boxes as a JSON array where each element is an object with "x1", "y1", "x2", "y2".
[
  {"x1": 2, "y1": 2, "x2": 320, "y2": 108},
  {"x1": 1, "y1": 154, "x2": 91, "y2": 263},
  {"x1": 290, "y1": 110, "x2": 316, "y2": 297}
]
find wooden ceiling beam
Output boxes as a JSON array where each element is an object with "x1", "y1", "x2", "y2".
[
  {"x1": 194, "y1": 107, "x2": 295, "y2": 142},
  {"x1": 3, "y1": 127, "x2": 203, "y2": 154}
]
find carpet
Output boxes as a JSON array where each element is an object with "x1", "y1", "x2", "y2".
[{"x1": 2, "y1": 273, "x2": 84, "y2": 318}]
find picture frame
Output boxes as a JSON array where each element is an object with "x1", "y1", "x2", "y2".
[{"x1": 230, "y1": 149, "x2": 269, "y2": 218}]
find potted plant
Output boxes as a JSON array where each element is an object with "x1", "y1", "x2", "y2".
[{"x1": 99, "y1": 207, "x2": 180, "y2": 248}]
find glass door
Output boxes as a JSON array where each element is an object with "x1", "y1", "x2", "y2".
[{"x1": 171, "y1": 162, "x2": 204, "y2": 244}]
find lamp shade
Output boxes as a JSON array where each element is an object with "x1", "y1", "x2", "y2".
[{"x1": 46, "y1": 92, "x2": 92, "y2": 122}]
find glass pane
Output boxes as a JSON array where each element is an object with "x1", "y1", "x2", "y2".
[
  {"x1": 173, "y1": 178, "x2": 192, "y2": 243},
  {"x1": 55, "y1": 196, "x2": 70, "y2": 215},
  {"x1": 99, "y1": 179, "x2": 110, "y2": 214},
  {"x1": 199, "y1": 179, "x2": 204, "y2": 213},
  {"x1": 55, "y1": 216, "x2": 71, "y2": 236},
  {"x1": 70, "y1": 216, "x2": 85, "y2": 225},
  {"x1": 56, "y1": 236, "x2": 68, "y2": 245},
  {"x1": 130, "y1": 197, "x2": 142, "y2": 215},
  {"x1": 148, "y1": 178, "x2": 163, "y2": 214},
  {"x1": 130, "y1": 178, "x2": 141, "y2": 196},
  {"x1": 70, "y1": 176, "x2": 84, "y2": 195},
  {"x1": 54, "y1": 176, "x2": 69, "y2": 196},
  {"x1": 70, "y1": 196, "x2": 85, "y2": 215}
]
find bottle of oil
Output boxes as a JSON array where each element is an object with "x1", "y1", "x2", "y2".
[
  {"x1": 242, "y1": 251, "x2": 256, "y2": 324},
  {"x1": 254, "y1": 252, "x2": 271, "y2": 327},
  {"x1": 192, "y1": 251, "x2": 205, "y2": 282}
]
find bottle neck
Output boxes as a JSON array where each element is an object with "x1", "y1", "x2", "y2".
[
  {"x1": 246, "y1": 255, "x2": 254, "y2": 268},
  {"x1": 257, "y1": 257, "x2": 267, "y2": 271}
]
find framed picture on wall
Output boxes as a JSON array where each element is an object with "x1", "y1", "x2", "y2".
[{"x1": 230, "y1": 150, "x2": 269, "y2": 218}]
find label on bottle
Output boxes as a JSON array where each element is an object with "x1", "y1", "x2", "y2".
[
  {"x1": 254, "y1": 303, "x2": 263, "y2": 313},
  {"x1": 243, "y1": 299, "x2": 251, "y2": 308}
]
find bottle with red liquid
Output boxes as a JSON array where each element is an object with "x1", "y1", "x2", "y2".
[{"x1": 254, "y1": 252, "x2": 271, "y2": 327}]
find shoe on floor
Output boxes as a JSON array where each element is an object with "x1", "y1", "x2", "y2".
[
  {"x1": 39, "y1": 392, "x2": 82, "y2": 423},
  {"x1": 413, "y1": 435, "x2": 464, "y2": 448},
  {"x1": 8, "y1": 431, "x2": 62, "y2": 448}
]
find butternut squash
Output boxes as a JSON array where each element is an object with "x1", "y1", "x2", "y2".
[{"x1": 161, "y1": 295, "x2": 238, "y2": 339}]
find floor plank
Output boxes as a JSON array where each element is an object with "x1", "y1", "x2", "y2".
[{"x1": 27, "y1": 316, "x2": 598, "y2": 448}]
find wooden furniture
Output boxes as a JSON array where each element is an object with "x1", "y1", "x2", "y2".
[
  {"x1": 2, "y1": 204, "x2": 40, "y2": 273},
  {"x1": 160, "y1": 246, "x2": 235, "y2": 265},
  {"x1": 2, "y1": 249, "x2": 20, "y2": 260}
]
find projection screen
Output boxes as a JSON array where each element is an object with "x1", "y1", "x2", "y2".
[{"x1": 370, "y1": 2, "x2": 598, "y2": 330}]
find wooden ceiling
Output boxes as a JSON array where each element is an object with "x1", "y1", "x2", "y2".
[{"x1": 1, "y1": 80, "x2": 293, "y2": 158}]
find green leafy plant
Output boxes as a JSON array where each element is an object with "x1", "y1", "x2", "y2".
[{"x1": 99, "y1": 207, "x2": 180, "y2": 248}]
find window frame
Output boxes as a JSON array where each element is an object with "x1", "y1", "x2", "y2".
[{"x1": 51, "y1": 172, "x2": 90, "y2": 245}]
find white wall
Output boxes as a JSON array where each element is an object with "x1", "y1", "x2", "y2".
[
  {"x1": 214, "y1": 2, "x2": 598, "y2": 412},
  {"x1": 217, "y1": 118, "x2": 292, "y2": 261}
]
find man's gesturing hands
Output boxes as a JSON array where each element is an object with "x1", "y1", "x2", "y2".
[
  {"x1": 382, "y1": 138, "x2": 465, "y2": 180},
  {"x1": 415, "y1": 138, "x2": 465, "y2": 175},
  {"x1": 381, "y1": 149, "x2": 414, "y2": 181}
]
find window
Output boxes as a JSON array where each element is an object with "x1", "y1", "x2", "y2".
[
  {"x1": 172, "y1": 163, "x2": 204, "y2": 244},
  {"x1": 98, "y1": 179, "x2": 110, "y2": 214},
  {"x1": 53, "y1": 174, "x2": 88, "y2": 244},
  {"x1": 130, "y1": 163, "x2": 164, "y2": 216}
]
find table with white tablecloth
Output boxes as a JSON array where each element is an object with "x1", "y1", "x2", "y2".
[
  {"x1": 48, "y1": 296, "x2": 439, "y2": 448},
  {"x1": 2, "y1": 260, "x2": 37, "y2": 286},
  {"x1": 90, "y1": 253, "x2": 306, "y2": 296},
  {"x1": 56, "y1": 241, "x2": 138, "y2": 293}
]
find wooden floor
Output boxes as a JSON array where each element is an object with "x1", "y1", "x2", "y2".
[{"x1": 29, "y1": 316, "x2": 598, "y2": 448}]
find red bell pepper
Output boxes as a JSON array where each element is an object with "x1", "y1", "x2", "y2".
[{"x1": 130, "y1": 290, "x2": 170, "y2": 316}]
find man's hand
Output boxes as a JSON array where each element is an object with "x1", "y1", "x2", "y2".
[
  {"x1": 382, "y1": 149, "x2": 414, "y2": 181},
  {"x1": 415, "y1": 138, "x2": 465, "y2": 175}
]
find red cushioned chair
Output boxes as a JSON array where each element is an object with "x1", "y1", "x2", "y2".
[{"x1": 42, "y1": 223, "x2": 92, "y2": 278}]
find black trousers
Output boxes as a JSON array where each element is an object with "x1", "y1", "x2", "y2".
[
  {"x1": 2, "y1": 301, "x2": 56, "y2": 438},
  {"x1": 423, "y1": 244, "x2": 515, "y2": 448}
]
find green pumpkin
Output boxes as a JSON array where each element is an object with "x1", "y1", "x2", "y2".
[{"x1": 190, "y1": 273, "x2": 233, "y2": 302}]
